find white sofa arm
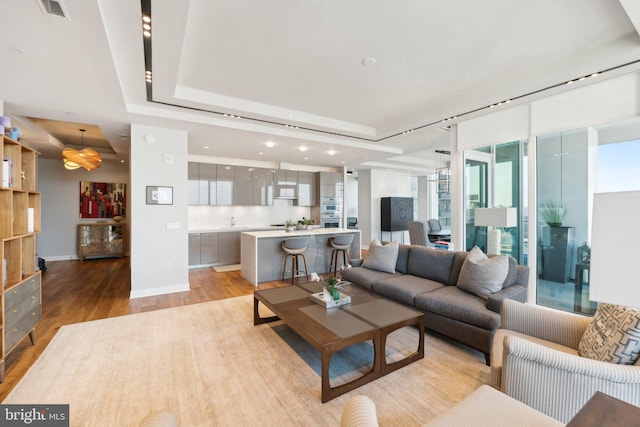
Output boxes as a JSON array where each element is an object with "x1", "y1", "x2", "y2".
[
  {"x1": 501, "y1": 299, "x2": 591, "y2": 349},
  {"x1": 502, "y1": 335, "x2": 640, "y2": 423}
]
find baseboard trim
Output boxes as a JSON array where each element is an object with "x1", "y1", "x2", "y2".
[{"x1": 130, "y1": 283, "x2": 190, "y2": 299}]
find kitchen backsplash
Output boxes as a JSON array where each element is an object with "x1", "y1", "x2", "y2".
[{"x1": 188, "y1": 199, "x2": 313, "y2": 230}]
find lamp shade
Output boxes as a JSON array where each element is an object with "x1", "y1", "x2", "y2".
[
  {"x1": 474, "y1": 207, "x2": 517, "y2": 228},
  {"x1": 589, "y1": 191, "x2": 640, "y2": 308}
]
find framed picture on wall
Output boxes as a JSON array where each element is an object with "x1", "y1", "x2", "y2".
[
  {"x1": 80, "y1": 182, "x2": 127, "y2": 218},
  {"x1": 146, "y1": 186, "x2": 173, "y2": 205}
]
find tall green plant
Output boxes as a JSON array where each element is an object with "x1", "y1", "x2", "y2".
[{"x1": 540, "y1": 200, "x2": 566, "y2": 227}]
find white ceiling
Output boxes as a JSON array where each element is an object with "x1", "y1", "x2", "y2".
[{"x1": 1, "y1": 0, "x2": 640, "y2": 174}]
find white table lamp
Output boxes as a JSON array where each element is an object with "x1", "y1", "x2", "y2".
[
  {"x1": 589, "y1": 191, "x2": 640, "y2": 308},
  {"x1": 474, "y1": 207, "x2": 517, "y2": 255}
]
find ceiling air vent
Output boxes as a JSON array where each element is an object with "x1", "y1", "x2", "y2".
[{"x1": 37, "y1": 0, "x2": 69, "y2": 19}]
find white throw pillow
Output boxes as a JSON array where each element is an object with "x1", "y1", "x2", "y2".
[
  {"x1": 362, "y1": 239, "x2": 399, "y2": 274},
  {"x1": 456, "y1": 246, "x2": 508, "y2": 299}
]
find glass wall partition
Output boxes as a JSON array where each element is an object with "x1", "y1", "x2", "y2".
[
  {"x1": 495, "y1": 140, "x2": 527, "y2": 264},
  {"x1": 463, "y1": 141, "x2": 527, "y2": 263},
  {"x1": 536, "y1": 129, "x2": 590, "y2": 314},
  {"x1": 463, "y1": 152, "x2": 492, "y2": 251}
]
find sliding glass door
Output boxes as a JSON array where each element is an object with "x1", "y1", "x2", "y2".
[{"x1": 463, "y1": 151, "x2": 492, "y2": 251}]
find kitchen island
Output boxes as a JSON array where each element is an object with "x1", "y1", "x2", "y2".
[{"x1": 241, "y1": 228, "x2": 361, "y2": 285}]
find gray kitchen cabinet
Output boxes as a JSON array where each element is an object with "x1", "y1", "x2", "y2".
[
  {"x1": 234, "y1": 166, "x2": 253, "y2": 205},
  {"x1": 188, "y1": 233, "x2": 202, "y2": 265},
  {"x1": 200, "y1": 232, "x2": 220, "y2": 264},
  {"x1": 252, "y1": 168, "x2": 274, "y2": 206},
  {"x1": 319, "y1": 172, "x2": 343, "y2": 199},
  {"x1": 188, "y1": 162, "x2": 216, "y2": 206},
  {"x1": 188, "y1": 162, "x2": 209, "y2": 205},
  {"x1": 200, "y1": 163, "x2": 217, "y2": 206},
  {"x1": 296, "y1": 171, "x2": 317, "y2": 206},
  {"x1": 216, "y1": 165, "x2": 235, "y2": 205},
  {"x1": 219, "y1": 231, "x2": 240, "y2": 264},
  {"x1": 275, "y1": 170, "x2": 298, "y2": 199},
  {"x1": 189, "y1": 232, "x2": 220, "y2": 266}
]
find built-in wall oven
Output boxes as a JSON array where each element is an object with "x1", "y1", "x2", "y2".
[
  {"x1": 321, "y1": 217, "x2": 341, "y2": 228},
  {"x1": 321, "y1": 197, "x2": 342, "y2": 228}
]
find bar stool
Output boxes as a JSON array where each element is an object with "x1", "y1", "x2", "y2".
[
  {"x1": 329, "y1": 234, "x2": 354, "y2": 274},
  {"x1": 281, "y1": 237, "x2": 310, "y2": 284}
]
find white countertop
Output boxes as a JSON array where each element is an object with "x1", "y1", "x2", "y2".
[{"x1": 241, "y1": 228, "x2": 359, "y2": 238}]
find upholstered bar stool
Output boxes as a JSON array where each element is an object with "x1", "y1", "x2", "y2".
[
  {"x1": 329, "y1": 234, "x2": 354, "y2": 274},
  {"x1": 281, "y1": 237, "x2": 310, "y2": 284}
]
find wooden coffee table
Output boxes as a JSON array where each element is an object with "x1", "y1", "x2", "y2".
[{"x1": 254, "y1": 282, "x2": 424, "y2": 402}]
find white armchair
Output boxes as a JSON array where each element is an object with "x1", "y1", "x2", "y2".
[{"x1": 491, "y1": 299, "x2": 640, "y2": 423}]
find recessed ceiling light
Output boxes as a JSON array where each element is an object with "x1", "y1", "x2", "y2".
[
  {"x1": 203, "y1": 146, "x2": 209, "y2": 149},
  {"x1": 304, "y1": 157, "x2": 309, "y2": 160},
  {"x1": 142, "y1": 15, "x2": 151, "y2": 23},
  {"x1": 298, "y1": 146, "x2": 308, "y2": 152},
  {"x1": 265, "y1": 141, "x2": 275, "y2": 148},
  {"x1": 328, "y1": 150, "x2": 336, "y2": 156},
  {"x1": 259, "y1": 152, "x2": 264, "y2": 155},
  {"x1": 362, "y1": 57, "x2": 376, "y2": 66}
]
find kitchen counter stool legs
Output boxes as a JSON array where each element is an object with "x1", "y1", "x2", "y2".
[
  {"x1": 281, "y1": 237, "x2": 310, "y2": 285},
  {"x1": 329, "y1": 234, "x2": 354, "y2": 274}
]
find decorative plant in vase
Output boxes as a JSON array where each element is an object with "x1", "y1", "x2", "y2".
[
  {"x1": 324, "y1": 276, "x2": 342, "y2": 301},
  {"x1": 301, "y1": 217, "x2": 314, "y2": 229},
  {"x1": 284, "y1": 220, "x2": 295, "y2": 232},
  {"x1": 540, "y1": 200, "x2": 566, "y2": 227},
  {"x1": 310, "y1": 272, "x2": 343, "y2": 301}
]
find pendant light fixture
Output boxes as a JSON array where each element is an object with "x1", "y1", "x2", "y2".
[{"x1": 63, "y1": 128, "x2": 102, "y2": 171}]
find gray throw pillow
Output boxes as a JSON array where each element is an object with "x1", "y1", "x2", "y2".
[
  {"x1": 362, "y1": 239, "x2": 399, "y2": 274},
  {"x1": 456, "y1": 246, "x2": 508, "y2": 299},
  {"x1": 578, "y1": 303, "x2": 640, "y2": 365}
]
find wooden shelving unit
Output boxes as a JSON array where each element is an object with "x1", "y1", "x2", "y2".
[{"x1": 0, "y1": 135, "x2": 42, "y2": 383}]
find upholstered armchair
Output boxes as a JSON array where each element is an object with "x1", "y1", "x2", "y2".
[{"x1": 491, "y1": 299, "x2": 640, "y2": 423}]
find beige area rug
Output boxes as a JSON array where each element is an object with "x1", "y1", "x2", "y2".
[
  {"x1": 212, "y1": 264, "x2": 241, "y2": 272},
  {"x1": 4, "y1": 295, "x2": 490, "y2": 426}
]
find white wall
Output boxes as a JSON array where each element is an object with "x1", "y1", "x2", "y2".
[
  {"x1": 36, "y1": 157, "x2": 129, "y2": 260},
  {"x1": 130, "y1": 124, "x2": 189, "y2": 298}
]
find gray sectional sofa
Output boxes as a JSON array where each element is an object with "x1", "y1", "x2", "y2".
[{"x1": 341, "y1": 244, "x2": 529, "y2": 364}]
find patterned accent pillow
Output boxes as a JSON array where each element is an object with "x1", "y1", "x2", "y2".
[
  {"x1": 456, "y1": 246, "x2": 508, "y2": 299},
  {"x1": 578, "y1": 303, "x2": 640, "y2": 364},
  {"x1": 362, "y1": 239, "x2": 399, "y2": 274}
]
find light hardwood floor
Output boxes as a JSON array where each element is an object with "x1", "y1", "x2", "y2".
[{"x1": 0, "y1": 258, "x2": 289, "y2": 401}]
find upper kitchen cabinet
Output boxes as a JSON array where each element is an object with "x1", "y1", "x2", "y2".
[
  {"x1": 319, "y1": 172, "x2": 344, "y2": 199},
  {"x1": 252, "y1": 168, "x2": 274, "y2": 206},
  {"x1": 187, "y1": 162, "x2": 209, "y2": 205},
  {"x1": 234, "y1": 166, "x2": 253, "y2": 205},
  {"x1": 216, "y1": 165, "x2": 235, "y2": 205},
  {"x1": 275, "y1": 170, "x2": 298, "y2": 199},
  {"x1": 295, "y1": 171, "x2": 317, "y2": 206},
  {"x1": 201, "y1": 163, "x2": 217, "y2": 205},
  {"x1": 188, "y1": 162, "x2": 217, "y2": 205}
]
